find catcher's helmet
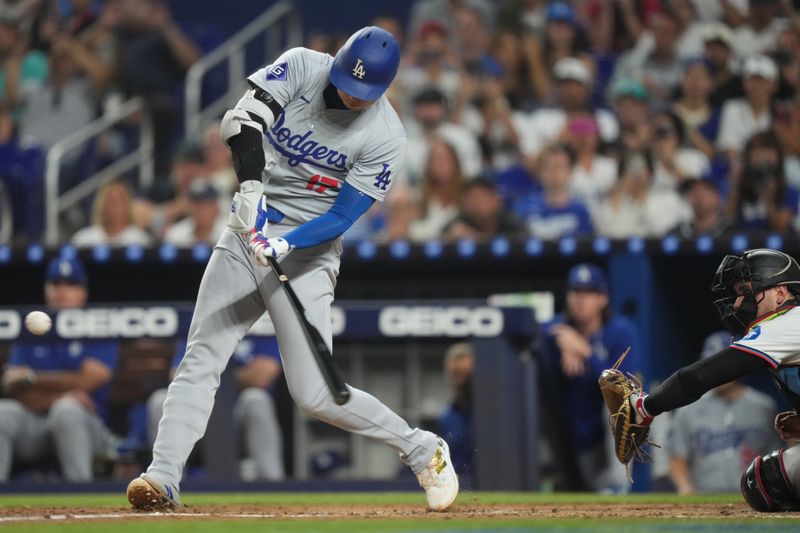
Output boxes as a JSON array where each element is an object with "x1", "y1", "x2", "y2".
[
  {"x1": 712, "y1": 249, "x2": 800, "y2": 335},
  {"x1": 329, "y1": 26, "x2": 400, "y2": 101}
]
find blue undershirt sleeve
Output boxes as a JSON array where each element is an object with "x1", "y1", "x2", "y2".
[{"x1": 282, "y1": 182, "x2": 376, "y2": 249}]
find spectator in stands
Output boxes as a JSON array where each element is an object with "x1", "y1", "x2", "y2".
[
  {"x1": 459, "y1": 75, "x2": 522, "y2": 172},
  {"x1": 519, "y1": 57, "x2": 618, "y2": 162},
  {"x1": 452, "y1": 3, "x2": 496, "y2": 77},
  {"x1": 133, "y1": 142, "x2": 208, "y2": 238},
  {"x1": 594, "y1": 150, "x2": 689, "y2": 238},
  {"x1": 732, "y1": 0, "x2": 788, "y2": 58},
  {"x1": 727, "y1": 130, "x2": 798, "y2": 233},
  {"x1": 0, "y1": 0, "x2": 40, "y2": 34},
  {"x1": 162, "y1": 180, "x2": 225, "y2": 247},
  {"x1": 512, "y1": 143, "x2": 593, "y2": 240},
  {"x1": 676, "y1": 174, "x2": 734, "y2": 238},
  {"x1": 73, "y1": 0, "x2": 122, "y2": 103},
  {"x1": 438, "y1": 342, "x2": 474, "y2": 480},
  {"x1": 772, "y1": 27, "x2": 800, "y2": 170},
  {"x1": 201, "y1": 121, "x2": 236, "y2": 209},
  {"x1": 382, "y1": 183, "x2": 419, "y2": 241},
  {"x1": 486, "y1": 28, "x2": 538, "y2": 111},
  {"x1": 668, "y1": 331, "x2": 779, "y2": 494},
  {"x1": 701, "y1": 23, "x2": 743, "y2": 109},
  {"x1": 527, "y1": 2, "x2": 593, "y2": 103},
  {"x1": 689, "y1": 0, "x2": 747, "y2": 25},
  {"x1": 664, "y1": 0, "x2": 706, "y2": 60},
  {"x1": 72, "y1": 179, "x2": 151, "y2": 247},
  {"x1": 499, "y1": 0, "x2": 548, "y2": 36},
  {"x1": 609, "y1": 79, "x2": 651, "y2": 157},
  {"x1": 0, "y1": 256, "x2": 120, "y2": 482},
  {"x1": 650, "y1": 110, "x2": 710, "y2": 190},
  {"x1": 110, "y1": 0, "x2": 200, "y2": 174},
  {"x1": 717, "y1": 54, "x2": 778, "y2": 158},
  {"x1": 18, "y1": 34, "x2": 96, "y2": 151},
  {"x1": 405, "y1": 88, "x2": 481, "y2": 183},
  {"x1": 672, "y1": 58, "x2": 721, "y2": 159},
  {"x1": 399, "y1": 20, "x2": 463, "y2": 111},
  {"x1": 584, "y1": 0, "x2": 653, "y2": 54},
  {"x1": 564, "y1": 114, "x2": 619, "y2": 210},
  {"x1": 0, "y1": 16, "x2": 47, "y2": 118},
  {"x1": 442, "y1": 177, "x2": 526, "y2": 242},
  {"x1": 148, "y1": 336, "x2": 284, "y2": 480},
  {"x1": 611, "y1": 12, "x2": 684, "y2": 109},
  {"x1": 541, "y1": 263, "x2": 639, "y2": 492},
  {"x1": 409, "y1": 137, "x2": 464, "y2": 241},
  {"x1": 62, "y1": 0, "x2": 99, "y2": 37}
]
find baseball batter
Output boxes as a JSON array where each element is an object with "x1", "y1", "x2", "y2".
[
  {"x1": 127, "y1": 26, "x2": 458, "y2": 511},
  {"x1": 615, "y1": 249, "x2": 800, "y2": 511}
]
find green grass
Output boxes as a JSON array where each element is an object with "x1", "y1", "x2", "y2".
[{"x1": 1, "y1": 492, "x2": 799, "y2": 533}]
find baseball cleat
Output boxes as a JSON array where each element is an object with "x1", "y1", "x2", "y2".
[
  {"x1": 127, "y1": 473, "x2": 181, "y2": 511},
  {"x1": 416, "y1": 438, "x2": 459, "y2": 511}
]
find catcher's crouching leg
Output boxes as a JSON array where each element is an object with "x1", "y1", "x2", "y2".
[{"x1": 741, "y1": 449, "x2": 800, "y2": 512}]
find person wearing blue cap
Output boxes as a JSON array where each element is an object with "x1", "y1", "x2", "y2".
[
  {"x1": 0, "y1": 256, "x2": 119, "y2": 482},
  {"x1": 667, "y1": 331, "x2": 779, "y2": 494},
  {"x1": 540, "y1": 263, "x2": 640, "y2": 491}
]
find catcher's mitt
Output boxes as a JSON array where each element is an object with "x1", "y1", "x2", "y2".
[{"x1": 598, "y1": 348, "x2": 655, "y2": 480}]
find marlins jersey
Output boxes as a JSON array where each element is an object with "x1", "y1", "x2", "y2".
[
  {"x1": 731, "y1": 303, "x2": 800, "y2": 408},
  {"x1": 247, "y1": 47, "x2": 406, "y2": 225}
]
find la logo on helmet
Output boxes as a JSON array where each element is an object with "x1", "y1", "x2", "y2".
[{"x1": 352, "y1": 59, "x2": 366, "y2": 79}]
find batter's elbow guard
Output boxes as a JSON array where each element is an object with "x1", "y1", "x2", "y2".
[
  {"x1": 227, "y1": 124, "x2": 266, "y2": 184},
  {"x1": 741, "y1": 450, "x2": 800, "y2": 512}
]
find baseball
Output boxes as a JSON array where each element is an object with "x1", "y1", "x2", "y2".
[{"x1": 25, "y1": 311, "x2": 52, "y2": 335}]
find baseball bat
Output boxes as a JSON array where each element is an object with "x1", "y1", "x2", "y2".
[{"x1": 266, "y1": 256, "x2": 351, "y2": 405}]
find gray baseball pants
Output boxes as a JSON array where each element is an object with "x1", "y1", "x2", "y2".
[{"x1": 145, "y1": 228, "x2": 438, "y2": 488}]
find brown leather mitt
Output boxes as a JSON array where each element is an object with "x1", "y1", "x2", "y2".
[{"x1": 598, "y1": 348, "x2": 653, "y2": 478}]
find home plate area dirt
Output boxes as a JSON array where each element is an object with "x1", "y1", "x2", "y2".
[{"x1": 0, "y1": 501, "x2": 768, "y2": 523}]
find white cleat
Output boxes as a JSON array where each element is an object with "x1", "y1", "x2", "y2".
[
  {"x1": 416, "y1": 438, "x2": 459, "y2": 511},
  {"x1": 127, "y1": 473, "x2": 181, "y2": 511}
]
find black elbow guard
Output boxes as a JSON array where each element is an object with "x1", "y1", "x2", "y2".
[{"x1": 228, "y1": 124, "x2": 265, "y2": 183}]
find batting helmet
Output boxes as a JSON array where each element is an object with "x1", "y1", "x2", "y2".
[
  {"x1": 329, "y1": 26, "x2": 400, "y2": 101},
  {"x1": 712, "y1": 249, "x2": 800, "y2": 334}
]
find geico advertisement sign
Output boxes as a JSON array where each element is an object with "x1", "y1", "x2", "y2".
[
  {"x1": 379, "y1": 306, "x2": 504, "y2": 337},
  {"x1": 0, "y1": 308, "x2": 179, "y2": 339}
]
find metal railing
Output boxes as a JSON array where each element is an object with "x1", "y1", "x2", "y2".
[
  {"x1": 44, "y1": 97, "x2": 154, "y2": 246},
  {"x1": 184, "y1": 0, "x2": 302, "y2": 138}
]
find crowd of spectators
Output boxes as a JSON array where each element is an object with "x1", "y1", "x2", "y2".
[{"x1": 4, "y1": 0, "x2": 800, "y2": 246}]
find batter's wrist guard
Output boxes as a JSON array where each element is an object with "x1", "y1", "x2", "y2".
[{"x1": 228, "y1": 180, "x2": 264, "y2": 234}]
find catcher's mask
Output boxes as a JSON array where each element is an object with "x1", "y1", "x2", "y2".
[{"x1": 712, "y1": 249, "x2": 800, "y2": 335}]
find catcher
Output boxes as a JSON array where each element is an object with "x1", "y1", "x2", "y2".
[{"x1": 600, "y1": 248, "x2": 800, "y2": 512}]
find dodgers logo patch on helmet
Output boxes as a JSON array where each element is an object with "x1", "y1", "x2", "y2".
[{"x1": 330, "y1": 26, "x2": 400, "y2": 101}]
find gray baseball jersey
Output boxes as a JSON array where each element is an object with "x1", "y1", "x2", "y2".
[
  {"x1": 669, "y1": 388, "x2": 779, "y2": 492},
  {"x1": 247, "y1": 47, "x2": 406, "y2": 224},
  {"x1": 144, "y1": 48, "x2": 438, "y2": 491}
]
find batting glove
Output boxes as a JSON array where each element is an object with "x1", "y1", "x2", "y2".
[
  {"x1": 228, "y1": 180, "x2": 264, "y2": 234},
  {"x1": 249, "y1": 232, "x2": 291, "y2": 266}
]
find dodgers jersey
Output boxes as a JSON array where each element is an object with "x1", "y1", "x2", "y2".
[
  {"x1": 247, "y1": 47, "x2": 407, "y2": 225},
  {"x1": 9, "y1": 339, "x2": 118, "y2": 420}
]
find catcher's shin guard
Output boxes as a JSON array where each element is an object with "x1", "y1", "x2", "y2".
[{"x1": 741, "y1": 450, "x2": 800, "y2": 512}]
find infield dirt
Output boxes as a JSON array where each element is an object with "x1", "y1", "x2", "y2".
[{"x1": 0, "y1": 501, "x2": 765, "y2": 523}]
